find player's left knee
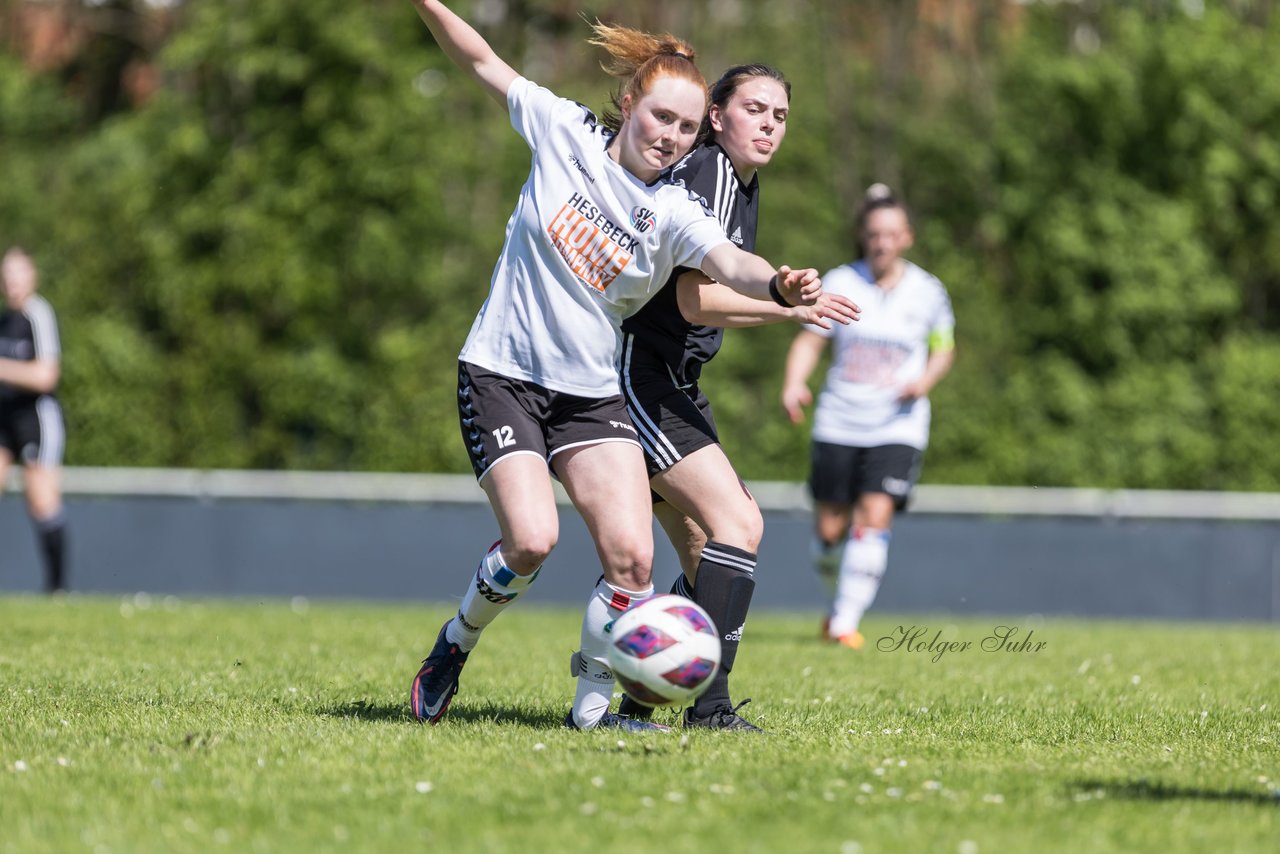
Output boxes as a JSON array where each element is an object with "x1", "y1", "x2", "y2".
[
  {"x1": 604, "y1": 542, "x2": 654, "y2": 591},
  {"x1": 719, "y1": 507, "x2": 763, "y2": 554}
]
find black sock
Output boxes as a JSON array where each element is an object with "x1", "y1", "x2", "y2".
[
  {"x1": 35, "y1": 512, "x2": 67, "y2": 593},
  {"x1": 690, "y1": 541, "x2": 756, "y2": 716},
  {"x1": 671, "y1": 573, "x2": 694, "y2": 597}
]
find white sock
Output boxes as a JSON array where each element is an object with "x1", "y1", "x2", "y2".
[
  {"x1": 570, "y1": 578, "x2": 654, "y2": 729},
  {"x1": 828, "y1": 527, "x2": 890, "y2": 638},
  {"x1": 446, "y1": 541, "x2": 539, "y2": 652}
]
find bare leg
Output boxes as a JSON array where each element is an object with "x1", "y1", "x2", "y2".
[
  {"x1": 444, "y1": 454, "x2": 560, "y2": 651},
  {"x1": 23, "y1": 462, "x2": 66, "y2": 593},
  {"x1": 411, "y1": 453, "x2": 560, "y2": 723},
  {"x1": 479, "y1": 454, "x2": 560, "y2": 575},
  {"x1": 552, "y1": 441, "x2": 654, "y2": 590},
  {"x1": 650, "y1": 445, "x2": 762, "y2": 555},
  {"x1": 828, "y1": 493, "x2": 896, "y2": 641},
  {"x1": 553, "y1": 440, "x2": 656, "y2": 728},
  {"x1": 650, "y1": 445, "x2": 763, "y2": 721},
  {"x1": 653, "y1": 501, "x2": 705, "y2": 582}
]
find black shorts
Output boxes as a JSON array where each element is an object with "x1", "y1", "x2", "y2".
[
  {"x1": 619, "y1": 334, "x2": 719, "y2": 479},
  {"x1": 809, "y1": 442, "x2": 923, "y2": 511},
  {"x1": 457, "y1": 362, "x2": 641, "y2": 481},
  {"x1": 0, "y1": 396, "x2": 65, "y2": 467}
]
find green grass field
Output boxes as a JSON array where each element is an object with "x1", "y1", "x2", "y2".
[{"x1": 1, "y1": 595, "x2": 1276, "y2": 853}]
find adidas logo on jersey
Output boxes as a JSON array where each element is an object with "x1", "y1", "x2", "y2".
[
  {"x1": 730, "y1": 226, "x2": 743, "y2": 245},
  {"x1": 724, "y1": 624, "x2": 745, "y2": 642}
]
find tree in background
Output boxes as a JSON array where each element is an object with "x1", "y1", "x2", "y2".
[{"x1": 1, "y1": 0, "x2": 1278, "y2": 489}]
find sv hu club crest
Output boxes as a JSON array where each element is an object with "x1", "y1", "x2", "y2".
[{"x1": 629, "y1": 206, "x2": 657, "y2": 234}]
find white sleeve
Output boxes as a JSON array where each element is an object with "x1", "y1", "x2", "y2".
[
  {"x1": 665, "y1": 192, "x2": 731, "y2": 271},
  {"x1": 929, "y1": 280, "x2": 956, "y2": 338},
  {"x1": 507, "y1": 77, "x2": 593, "y2": 151},
  {"x1": 26, "y1": 298, "x2": 61, "y2": 359}
]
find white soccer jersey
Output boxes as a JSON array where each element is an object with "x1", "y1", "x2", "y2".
[
  {"x1": 458, "y1": 77, "x2": 731, "y2": 398},
  {"x1": 810, "y1": 260, "x2": 955, "y2": 450}
]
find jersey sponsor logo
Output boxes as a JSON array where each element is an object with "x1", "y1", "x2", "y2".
[
  {"x1": 629, "y1": 206, "x2": 657, "y2": 234},
  {"x1": 548, "y1": 193, "x2": 637, "y2": 293},
  {"x1": 568, "y1": 154, "x2": 596, "y2": 184},
  {"x1": 839, "y1": 338, "x2": 912, "y2": 386}
]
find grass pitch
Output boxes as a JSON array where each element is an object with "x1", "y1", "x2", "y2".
[{"x1": 1, "y1": 595, "x2": 1276, "y2": 853}]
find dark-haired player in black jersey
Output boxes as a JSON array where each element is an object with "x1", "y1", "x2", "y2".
[
  {"x1": 0, "y1": 248, "x2": 68, "y2": 593},
  {"x1": 618, "y1": 66, "x2": 859, "y2": 730}
]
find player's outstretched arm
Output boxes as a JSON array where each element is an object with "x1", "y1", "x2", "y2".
[
  {"x1": 700, "y1": 243, "x2": 822, "y2": 306},
  {"x1": 410, "y1": 0, "x2": 519, "y2": 109},
  {"x1": 781, "y1": 329, "x2": 826, "y2": 424},
  {"x1": 675, "y1": 272, "x2": 859, "y2": 329}
]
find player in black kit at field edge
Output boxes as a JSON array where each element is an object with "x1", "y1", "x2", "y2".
[{"x1": 0, "y1": 247, "x2": 69, "y2": 593}]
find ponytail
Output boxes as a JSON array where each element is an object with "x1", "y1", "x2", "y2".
[{"x1": 588, "y1": 21, "x2": 706, "y2": 132}]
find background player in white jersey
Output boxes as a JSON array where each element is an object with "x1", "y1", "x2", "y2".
[
  {"x1": 0, "y1": 247, "x2": 68, "y2": 593},
  {"x1": 405, "y1": 1, "x2": 825, "y2": 732},
  {"x1": 782, "y1": 185, "x2": 955, "y2": 649},
  {"x1": 616, "y1": 66, "x2": 859, "y2": 730}
]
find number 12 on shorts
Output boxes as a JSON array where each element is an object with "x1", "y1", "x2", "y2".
[{"x1": 493, "y1": 425, "x2": 515, "y2": 448}]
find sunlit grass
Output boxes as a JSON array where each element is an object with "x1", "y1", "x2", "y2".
[{"x1": 1, "y1": 596, "x2": 1276, "y2": 853}]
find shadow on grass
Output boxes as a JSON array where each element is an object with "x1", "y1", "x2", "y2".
[
  {"x1": 321, "y1": 700, "x2": 412, "y2": 723},
  {"x1": 320, "y1": 699, "x2": 565, "y2": 729},
  {"x1": 1073, "y1": 779, "x2": 1280, "y2": 806}
]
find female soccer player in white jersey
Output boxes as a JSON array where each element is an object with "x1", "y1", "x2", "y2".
[
  {"x1": 406, "y1": 1, "x2": 825, "y2": 732},
  {"x1": 615, "y1": 66, "x2": 860, "y2": 730},
  {"x1": 0, "y1": 248, "x2": 68, "y2": 593},
  {"x1": 782, "y1": 185, "x2": 955, "y2": 649}
]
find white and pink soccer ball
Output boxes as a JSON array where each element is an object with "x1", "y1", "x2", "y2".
[{"x1": 606, "y1": 595, "x2": 721, "y2": 707}]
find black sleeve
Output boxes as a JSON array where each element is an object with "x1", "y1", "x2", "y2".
[{"x1": 669, "y1": 148, "x2": 733, "y2": 229}]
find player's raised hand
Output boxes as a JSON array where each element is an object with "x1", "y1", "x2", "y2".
[
  {"x1": 791, "y1": 293, "x2": 860, "y2": 329},
  {"x1": 775, "y1": 265, "x2": 822, "y2": 306}
]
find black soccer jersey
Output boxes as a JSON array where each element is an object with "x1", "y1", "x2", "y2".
[
  {"x1": 621, "y1": 143, "x2": 759, "y2": 387},
  {"x1": 0, "y1": 294, "x2": 61, "y2": 407}
]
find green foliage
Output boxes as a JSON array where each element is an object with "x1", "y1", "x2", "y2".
[
  {"x1": 2, "y1": 0, "x2": 1280, "y2": 487},
  {"x1": 918, "y1": 2, "x2": 1280, "y2": 488}
]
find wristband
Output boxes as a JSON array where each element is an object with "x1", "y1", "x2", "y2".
[{"x1": 768, "y1": 275, "x2": 791, "y2": 307}]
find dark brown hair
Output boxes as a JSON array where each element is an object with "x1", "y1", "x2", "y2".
[
  {"x1": 701, "y1": 63, "x2": 791, "y2": 143},
  {"x1": 855, "y1": 183, "x2": 912, "y2": 256}
]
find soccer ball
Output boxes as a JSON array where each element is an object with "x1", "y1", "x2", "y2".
[{"x1": 606, "y1": 594, "x2": 721, "y2": 707}]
